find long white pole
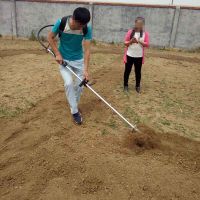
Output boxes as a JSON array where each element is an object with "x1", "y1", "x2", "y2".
[{"x1": 62, "y1": 61, "x2": 140, "y2": 133}]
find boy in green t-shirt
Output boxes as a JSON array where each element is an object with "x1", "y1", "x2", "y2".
[{"x1": 48, "y1": 7, "x2": 92, "y2": 125}]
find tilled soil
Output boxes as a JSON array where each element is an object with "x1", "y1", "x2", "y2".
[{"x1": 0, "y1": 39, "x2": 200, "y2": 200}]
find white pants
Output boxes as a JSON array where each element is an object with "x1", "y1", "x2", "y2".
[{"x1": 59, "y1": 59, "x2": 84, "y2": 114}]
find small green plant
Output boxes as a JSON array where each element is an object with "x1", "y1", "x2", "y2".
[
  {"x1": 0, "y1": 106, "x2": 22, "y2": 118},
  {"x1": 160, "y1": 46, "x2": 171, "y2": 51},
  {"x1": 0, "y1": 107, "x2": 10, "y2": 118},
  {"x1": 40, "y1": 36, "x2": 46, "y2": 42},
  {"x1": 123, "y1": 107, "x2": 140, "y2": 123},
  {"x1": 0, "y1": 34, "x2": 2, "y2": 38},
  {"x1": 29, "y1": 30, "x2": 37, "y2": 41},
  {"x1": 194, "y1": 47, "x2": 200, "y2": 53},
  {"x1": 107, "y1": 119, "x2": 117, "y2": 129},
  {"x1": 25, "y1": 99, "x2": 36, "y2": 108},
  {"x1": 92, "y1": 39, "x2": 97, "y2": 45},
  {"x1": 160, "y1": 118, "x2": 171, "y2": 126},
  {"x1": 101, "y1": 129, "x2": 109, "y2": 135}
]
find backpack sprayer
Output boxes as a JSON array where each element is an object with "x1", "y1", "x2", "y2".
[{"x1": 37, "y1": 24, "x2": 140, "y2": 133}]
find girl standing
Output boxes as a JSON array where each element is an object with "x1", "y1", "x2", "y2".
[{"x1": 123, "y1": 17, "x2": 149, "y2": 93}]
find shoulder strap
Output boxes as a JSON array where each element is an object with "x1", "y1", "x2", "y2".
[
  {"x1": 82, "y1": 25, "x2": 88, "y2": 37},
  {"x1": 130, "y1": 29, "x2": 135, "y2": 39},
  {"x1": 140, "y1": 30, "x2": 143, "y2": 38},
  {"x1": 58, "y1": 16, "x2": 70, "y2": 38}
]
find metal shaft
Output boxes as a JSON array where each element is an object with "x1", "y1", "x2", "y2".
[{"x1": 62, "y1": 61, "x2": 140, "y2": 133}]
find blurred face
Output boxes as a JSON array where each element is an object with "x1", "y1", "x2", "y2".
[
  {"x1": 135, "y1": 19, "x2": 144, "y2": 31},
  {"x1": 71, "y1": 18, "x2": 85, "y2": 30}
]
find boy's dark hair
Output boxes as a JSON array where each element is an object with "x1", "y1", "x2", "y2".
[{"x1": 73, "y1": 7, "x2": 90, "y2": 25}]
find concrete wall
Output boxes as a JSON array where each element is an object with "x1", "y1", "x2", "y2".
[
  {"x1": 16, "y1": 1, "x2": 90, "y2": 37},
  {"x1": 0, "y1": 0, "x2": 12, "y2": 35},
  {"x1": 93, "y1": 5, "x2": 175, "y2": 47},
  {"x1": 0, "y1": 0, "x2": 200, "y2": 49},
  {"x1": 175, "y1": 8, "x2": 200, "y2": 48}
]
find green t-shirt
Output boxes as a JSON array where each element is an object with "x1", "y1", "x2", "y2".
[{"x1": 52, "y1": 18, "x2": 92, "y2": 61}]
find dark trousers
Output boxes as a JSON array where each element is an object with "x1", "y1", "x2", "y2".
[{"x1": 124, "y1": 55, "x2": 143, "y2": 87}]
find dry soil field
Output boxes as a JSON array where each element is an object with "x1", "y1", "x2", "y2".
[{"x1": 0, "y1": 38, "x2": 200, "y2": 200}]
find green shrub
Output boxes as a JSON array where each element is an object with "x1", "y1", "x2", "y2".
[
  {"x1": 29, "y1": 30, "x2": 37, "y2": 41},
  {"x1": 92, "y1": 39, "x2": 97, "y2": 45}
]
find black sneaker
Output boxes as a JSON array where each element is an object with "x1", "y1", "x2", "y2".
[
  {"x1": 135, "y1": 86, "x2": 141, "y2": 93},
  {"x1": 124, "y1": 86, "x2": 129, "y2": 92},
  {"x1": 72, "y1": 112, "x2": 82, "y2": 125}
]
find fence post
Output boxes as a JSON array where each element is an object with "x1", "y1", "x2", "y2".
[
  {"x1": 169, "y1": 6, "x2": 181, "y2": 48},
  {"x1": 89, "y1": 2, "x2": 94, "y2": 28},
  {"x1": 11, "y1": 0, "x2": 17, "y2": 37}
]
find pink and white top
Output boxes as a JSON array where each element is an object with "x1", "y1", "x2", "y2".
[{"x1": 123, "y1": 29, "x2": 150, "y2": 64}]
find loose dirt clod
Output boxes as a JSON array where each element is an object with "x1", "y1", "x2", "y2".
[
  {"x1": 134, "y1": 134, "x2": 155, "y2": 148},
  {"x1": 124, "y1": 125, "x2": 161, "y2": 150}
]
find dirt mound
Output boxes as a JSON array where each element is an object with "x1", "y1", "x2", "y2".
[{"x1": 123, "y1": 125, "x2": 161, "y2": 151}]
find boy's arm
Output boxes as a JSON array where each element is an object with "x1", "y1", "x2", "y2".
[
  {"x1": 83, "y1": 40, "x2": 91, "y2": 80},
  {"x1": 47, "y1": 19, "x2": 63, "y2": 64},
  {"x1": 47, "y1": 31, "x2": 63, "y2": 64}
]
